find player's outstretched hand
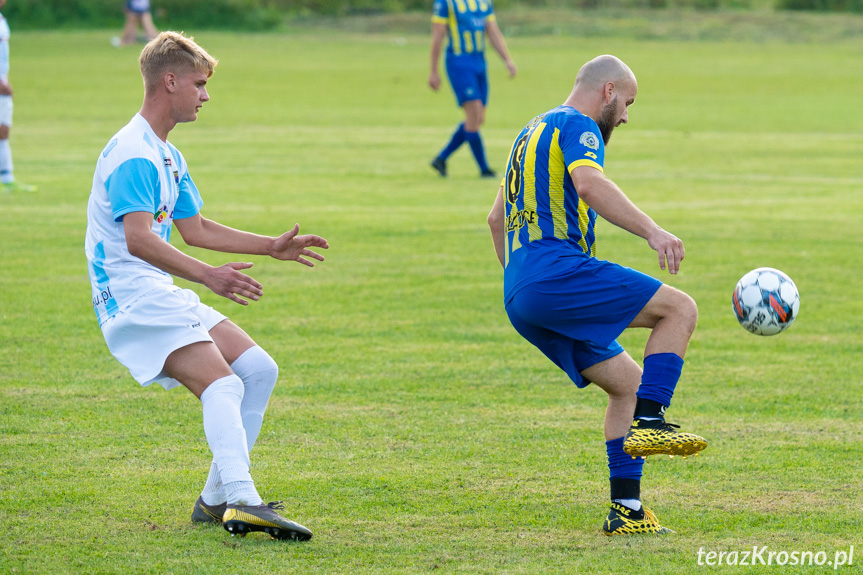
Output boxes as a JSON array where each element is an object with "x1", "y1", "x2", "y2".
[
  {"x1": 647, "y1": 228, "x2": 685, "y2": 275},
  {"x1": 207, "y1": 262, "x2": 263, "y2": 306},
  {"x1": 270, "y1": 224, "x2": 329, "y2": 267}
]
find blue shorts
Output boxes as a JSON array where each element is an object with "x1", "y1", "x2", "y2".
[
  {"x1": 505, "y1": 258, "x2": 662, "y2": 388},
  {"x1": 446, "y1": 56, "x2": 488, "y2": 106},
  {"x1": 126, "y1": 0, "x2": 151, "y2": 13}
]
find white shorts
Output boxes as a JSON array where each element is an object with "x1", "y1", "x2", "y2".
[
  {"x1": 0, "y1": 95, "x2": 13, "y2": 127},
  {"x1": 100, "y1": 285, "x2": 227, "y2": 390}
]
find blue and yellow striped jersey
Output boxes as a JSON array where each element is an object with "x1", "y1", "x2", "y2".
[
  {"x1": 432, "y1": 0, "x2": 496, "y2": 59},
  {"x1": 503, "y1": 105, "x2": 606, "y2": 299}
]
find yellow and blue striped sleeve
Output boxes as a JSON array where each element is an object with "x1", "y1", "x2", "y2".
[
  {"x1": 432, "y1": 0, "x2": 448, "y2": 23},
  {"x1": 567, "y1": 158, "x2": 604, "y2": 173}
]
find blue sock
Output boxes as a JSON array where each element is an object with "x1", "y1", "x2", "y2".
[
  {"x1": 464, "y1": 130, "x2": 490, "y2": 172},
  {"x1": 636, "y1": 353, "x2": 684, "y2": 409},
  {"x1": 439, "y1": 123, "x2": 467, "y2": 161},
  {"x1": 607, "y1": 437, "x2": 643, "y2": 508},
  {"x1": 606, "y1": 437, "x2": 644, "y2": 481}
]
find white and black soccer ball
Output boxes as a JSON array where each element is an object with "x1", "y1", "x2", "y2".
[{"x1": 732, "y1": 267, "x2": 800, "y2": 336}]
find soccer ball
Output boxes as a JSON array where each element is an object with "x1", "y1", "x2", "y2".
[{"x1": 732, "y1": 267, "x2": 800, "y2": 336}]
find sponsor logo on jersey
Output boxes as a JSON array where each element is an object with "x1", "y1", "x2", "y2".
[
  {"x1": 579, "y1": 131, "x2": 600, "y2": 150},
  {"x1": 92, "y1": 286, "x2": 114, "y2": 309},
  {"x1": 163, "y1": 157, "x2": 172, "y2": 166},
  {"x1": 506, "y1": 209, "x2": 537, "y2": 233},
  {"x1": 154, "y1": 204, "x2": 168, "y2": 223}
]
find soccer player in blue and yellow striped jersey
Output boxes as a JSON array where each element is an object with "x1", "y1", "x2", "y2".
[
  {"x1": 488, "y1": 55, "x2": 707, "y2": 535},
  {"x1": 429, "y1": 0, "x2": 516, "y2": 178}
]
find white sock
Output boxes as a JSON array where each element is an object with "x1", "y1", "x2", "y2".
[
  {"x1": 200, "y1": 347, "x2": 278, "y2": 505},
  {"x1": 200, "y1": 374, "x2": 262, "y2": 506},
  {"x1": 613, "y1": 498, "x2": 642, "y2": 511},
  {"x1": 0, "y1": 138, "x2": 13, "y2": 184},
  {"x1": 235, "y1": 346, "x2": 279, "y2": 448}
]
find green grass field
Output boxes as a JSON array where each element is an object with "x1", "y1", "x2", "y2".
[{"x1": 1, "y1": 14, "x2": 862, "y2": 574}]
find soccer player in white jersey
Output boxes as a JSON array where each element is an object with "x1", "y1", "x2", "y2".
[
  {"x1": 85, "y1": 31, "x2": 327, "y2": 540},
  {"x1": 0, "y1": 0, "x2": 35, "y2": 193}
]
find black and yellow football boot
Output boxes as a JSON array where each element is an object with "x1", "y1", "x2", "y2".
[
  {"x1": 622, "y1": 419, "x2": 707, "y2": 458},
  {"x1": 222, "y1": 501, "x2": 313, "y2": 541},
  {"x1": 191, "y1": 496, "x2": 226, "y2": 524},
  {"x1": 602, "y1": 503, "x2": 673, "y2": 536}
]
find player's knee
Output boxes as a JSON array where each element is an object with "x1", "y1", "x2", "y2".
[
  {"x1": 0, "y1": 125, "x2": 10, "y2": 140},
  {"x1": 677, "y1": 291, "x2": 698, "y2": 334},
  {"x1": 236, "y1": 346, "x2": 279, "y2": 392},
  {"x1": 258, "y1": 352, "x2": 279, "y2": 391},
  {"x1": 609, "y1": 378, "x2": 638, "y2": 400}
]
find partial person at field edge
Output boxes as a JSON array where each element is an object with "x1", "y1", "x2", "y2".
[
  {"x1": 429, "y1": 0, "x2": 516, "y2": 178},
  {"x1": 113, "y1": 0, "x2": 158, "y2": 47},
  {"x1": 85, "y1": 31, "x2": 328, "y2": 540},
  {"x1": 0, "y1": 0, "x2": 35, "y2": 193},
  {"x1": 488, "y1": 54, "x2": 707, "y2": 535}
]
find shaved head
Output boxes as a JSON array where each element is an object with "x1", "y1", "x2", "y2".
[
  {"x1": 563, "y1": 54, "x2": 638, "y2": 144},
  {"x1": 574, "y1": 54, "x2": 636, "y2": 93}
]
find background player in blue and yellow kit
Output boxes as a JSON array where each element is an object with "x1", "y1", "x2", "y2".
[
  {"x1": 487, "y1": 55, "x2": 707, "y2": 535},
  {"x1": 429, "y1": 0, "x2": 516, "y2": 178}
]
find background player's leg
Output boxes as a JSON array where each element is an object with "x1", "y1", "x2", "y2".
[
  {"x1": 120, "y1": 10, "x2": 138, "y2": 45},
  {"x1": 0, "y1": 118, "x2": 35, "y2": 193},
  {"x1": 140, "y1": 12, "x2": 158, "y2": 41},
  {"x1": 0, "y1": 123, "x2": 12, "y2": 186},
  {"x1": 462, "y1": 99, "x2": 493, "y2": 176},
  {"x1": 432, "y1": 122, "x2": 467, "y2": 176}
]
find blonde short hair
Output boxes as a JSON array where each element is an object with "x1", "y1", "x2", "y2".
[{"x1": 139, "y1": 31, "x2": 218, "y2": 92}]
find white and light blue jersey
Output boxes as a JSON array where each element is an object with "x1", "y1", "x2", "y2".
[
  {"x1": 85, "y1": 114, "x2": 204, "y2": 325},
  {"x1": 0, "y1": 13, "x2": 10, "y2": 81}
]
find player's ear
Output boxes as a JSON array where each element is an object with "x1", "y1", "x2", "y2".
[
  {"x1": 164, "y1": 72, "x2": 177, "y2": 93},
  {"x1": 603, "y1": 81, "x2": 615, "y2": 103}
]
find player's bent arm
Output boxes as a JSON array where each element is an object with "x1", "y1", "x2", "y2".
[
  {"x1": 485, "y1": 20, "x2": 516, "y2": 77},
  {"x1": 488, "y1": 186, "x2": 506, "y2": 268},
  {"x1": 175, "y1": 213, "x2": 275, "y2": 255},
  {"x1": 571, "y1": 165, "x2": 685, "y2": 274},
  {"x1": 429, "y1": 23, "x2": 447, "y2": 90},
  {"x1": 571, "y1": 166, "x2": 656, "y2": 239},
  {"x1": 124, "y1": 211, "x2": 264, "y2": 305},
  {"x1": 175, "y1": 214, "x2": 328, "y2": 267}
]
